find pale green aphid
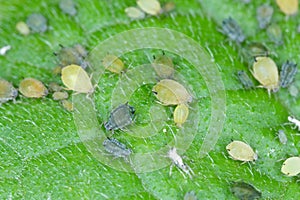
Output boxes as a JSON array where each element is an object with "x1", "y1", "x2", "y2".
[
  {"x1": 102, "y1": 54, "x2": 125, "y2": 74},
  {"x1": 256, "y1": 4, "x2": 273, "y2": 29},
  {"x1": 59, "y1": 0, "x2": 77, "y2": 16},
  {"x1": 281, "y1": 156, "x2": 300, "y2": 176},
  {"x1": 231, "y1": 181, "x2": 262, "y2": 200},
  {"x1": 16, "y1": 21, "x2": 30, "y2": 35},
  {"x1": 152, "y1": 79, "x2": 192, "y2": 105},
  {"x1": 0, "y1": 79, "x2": 18, "y2": 104},
  {"x1": 137, "y1": 0, "x2": 162, "y2": 16},
  {"x1": 279, "y1": 60, "x2": 297, "y2": 88},
  {"x1": 61, "y1": 100, "x2": 73, "y2": 111},
  {"x1": 173, "y1": 103, "x2": 189, "y2": 127},
  {"x1": 226, "y1": 140, "x2": 258, "y2": 162},
  {"x1": 125, "y1": 7, "x2": 145, "y2": 20},
  {"x1": 103, "y1": 138, "x2": 132, "y2": 162},
  {"x1": 52, "y1": 91, "x2": 69, "y2": 101},
  {"x1": 19, "y1": 78, "x2": 48, "y2": 98},
  {"x1": 237, "y1": 70, "x2": 254, "y2": 89},
  {"x1": 26, "y1": 13, "x2": 48, "y2": 33},
  {"x1": 267, "y1": 23, "x2": 283, "y2": 45},
  {"x1": 252, "y1": 56, "x2": 279, "y2": 94},
  {"x1": 152, "y1": 53, "x2": 175, "y2": 79},
  {"x1": 277, "y1": 130, "x2": 287, "y2": 144}
]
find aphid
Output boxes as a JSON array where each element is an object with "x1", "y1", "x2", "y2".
[
  {"x1": 19, "y1": 78, "x2": 48, "y2": 98},
  {"x1": 125, "y1": 7, "x2": 145, "y2": 20},
  {"x1": 26, "y1": 13, "x2": 48, "y2": 33},
  {"x1": 152, "y1": 53, "x2": 174, "y2": 79},
  {"x1": 277, "y1": 130, "x2": 287, "y2": 144},
  {"x1": 266, "y1": 23, "x2": 283, "y2": 45},
  {"x1": 237, "y1": 70, "x2": 255, "y2": 89},
  {"x1": 168, "y1": 147, "x2": 194, "y2": 179},
  {"x1": 279, "y1": 61, "x2": 298, "y2": 88},
  {"x1": 173, "y1": 104, "x2": 189, "y2": 127},
  {"x1": 52, "y1": 91, "x2": 69, "y2": 100},
  {"x1": 48, "y1": 82, "x2": 62, "y2": 92},
  {"x1": 231, "y1": 181, "x2": 262, "y2": 200},
  {"x1": 297, "y1": 25, "x2": 300, "y2": 33},
  {"x1": 162, "y1": 2, "x2": 176, "y2": 13},
  {"x1": 281, "y1": 156, "x2": 300, "y2": 176},
  {"x1": 61, "y1": 64, "x2": 94, "y2": 94},
  {"x1": 152, "y1": 79, "x2": 192, "y2": 105},
  {"x1": 55, "y1": 44, "x2": 88, "y2": 69},
  {"x1": 104, "y1": 103, "x2": 135, "y2": 132},
  {"x1": 288, "y1": 84, "x2": 299, "y2": 97},
  {"x1": 103, "y1": 138, "x2": 132, "y2": 162},
  {"x1": 252, "y1": 56, "x2": 279, "y2": 94},
  {"x1": 226, "y1": 140, "x2": 258, "y2": 162},
  {"x1": 102, "y1": 54, "x2": 125, "y2": 74},
  {"x1": 256, "y1": 4, "x2": 273, "y2": 29},
  {"x1": 52, "y1": 66, "x2": 62, "y2": 75},
  {"x1": 221, "y1": 17, "x2": 245, "y2": 43},
  {"x1": 59, "y1": 0, "x2": 77, "y2": 16},
  {"x1": 16, "y1": 21, "x2": 30, "y2": 35},
  {"x1": 0, "y1": 79, "x2": 18, "y2": 104},
  {"x1": 61, "y1": 100, "x2": 73, "y2": 111},
  {"x1": 0, "y1": 45, "x2": 11, "y2": 56},
  {"x1": 288, "y1": 116, "x2": 300, "y2": 131},
  {"x1": 276, "y1": 0, "x2": 298, "y2": 16},
  {"x1": 137, "y1": 0, "x2": 162, "y2": 16},
  {"x1": 184, "y1": 191, "x2": 198, "y2": 200}
]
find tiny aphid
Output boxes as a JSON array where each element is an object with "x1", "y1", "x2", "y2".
[
  {"x1": 125, "y1": 7, "x2": 145, "y2": 20},
  {"x1": 104, "y1": 103, "x2": 135, "y2": 132},
  {"x1": 252, "y1": 56, "x2": 279, "y2": 94},
  {"x1": 231, "y1": 181, "x2": 262, "y2": 200},
  {"x1": 61, "y1": 64, "x2": 94, "y2": 94},
  {"x1": 281, "y1": 156, "x2": 300, "y2": 176},
  {"x1": 59, "y1": 0, "x2": 77, "y2": 16},
  {"x1": 103, "y1": 138, "x2": 132, "y2": 162},
  {"x1": 277, "y1": 130, "x2": 288, "y2": 144},
  {"x1": 279, "y1": 61, "x2": 298, "y2": 88},
  {"x1": 152, "y1": 79, "x2": 192, "y2": 105},
  {"x1": 226, "y1": 140, "x2": 258, "y2": 162},
  {"x1": 256, "y1": 4, "x2": 273, "y2": 29},
  {"x1": 243, "y1": 42, "x2": 269, "y2": 59},
  {"x1": 55, "y1": 44, "x2": 88, "y2": 69},
  {"x1": 53, "y1": 66, "x2": 62, "y2": 75},
  {"x1": 162, "y1": 2, "x2": 176, "y2": 13},
  {"x1": 237, "y1": 70, "x2": 255, "y2": 89},
  {"x1": 267, "y1": 23, "x2": 283, "y2": 45},
  {"x1": 16, "y1": 21, "x2": 30, "y2": 36},
  {"x1": 26, "y1": 13, "x2": 48, "y2": 33},
  {"x1": 19, "y1": 78, "x2": 48, "y2": 98},
  {"x1": 168, "y1": 147, "x2": 194, "y2": 179},
  {"x1": 221, "y1": 17, "x2": 245, "y2": 43},
  {"x1": 0, "y1": 79, "x2": 18, "y2": 104},
  {"x1": 288, "y1": 84, "x2": 299, "y2": 97},
  {"x1": 297, "y1": 25, "x2": 300, "y2": 33},
  {"x1": 0, "y1": 45, "x2": 11, "y2": 56},
  {"x1": 184, "y1": 191, "x2": 198, "y2": 200},
  {"x1": 137, "y1": 0, "x2": 162, "y2": 16},
  {"x1": 61, "y1": 100, "x2": 73, "y2": 111},
  {"x1": 102, "y1": 54, "x2": 125, "y2": 74},
  {"x1": 173, "y1": 104, "x2": 189, "y2": 127},
  {"x1": 288, "y1": 116, "x2": 300, "y2": 131},
  {"x1": 276, "y1": 0, "x2": 298, "y2": 16},
  {"x1": 52, "y1": 91, "x2": 69, "y2": 101},
  {"x1": 48, "y1": 82, "x2": 62, "y2": 92},
  {"x1": 152, "y1": 53, "x2": 174, "y2": 79}
]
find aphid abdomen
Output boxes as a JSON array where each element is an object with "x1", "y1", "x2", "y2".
[{"x1": 279, "y1": 61, "x2": 298, "y2": 88}]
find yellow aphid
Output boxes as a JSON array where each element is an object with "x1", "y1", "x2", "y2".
[
  {"x1": 102, "y1": 54, "x2": 125, "y2": 74},
  {"x1": 137, "y1": 0, "x2": 162, "y2": 16},
  {"x1": 152, "y1": 54, "x2": 174, "y2": 79},
  {"x1": 281, "y1": 156, "x2": 300, "y2": 176},
  {"x1": 16, "y1": 21, "x2": 30, "y2": 35},
  {"x1": 0, "y1": 79, "x2": 18, "y2": 103},
  {"x1": 125, "y1": 7, "x2": 145, "y2": 20},
  {"x1": 19, "y1": 78, "x2": 48, "y2": 98},
  {"x1": 61, "y1": 100, "x2": 74, "y2": 111},
  {"x1": 252, "y1": 57, "x2": 279, "y2": 94},
  {"x1": 226, "y1": 140, "x2": 258, "y2": 162},
  {"x1": 49, "y1": 82, "x2": 62, "y2": 92},
  {"x1": 152, "y1": 79, "x2": 192, "y2": 105},
  {"x1": 61, "y1": 64, "x2": 93, "y2": 93},
  {"x1": 53, "y1": 66, "x2": 62, "y2": 75},
  {"x1": 52, "y1": 91, "x2": 69, "y2": 100},
  {"x1": 276, "y1": 0, "x2": 298, "y2": 15},
  {"x1": 173, "y1": 104, "x2": 189, "y2": 127}
]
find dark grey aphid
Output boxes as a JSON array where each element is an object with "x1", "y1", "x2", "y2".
[
  {"x1": 104, "y1": 103, "x2": 135, "y2": 131},
  {"x1": 26, "y1": 13, "x2": 48, "y2": 33},
  {"x1": 237, "y1": 70, "x2": 255, "y2": 89},
  {"x1": 280, "y1": 61, "x2": 298, "y2": 88},
  {"x1": 103, "y1": 138, "x2": 132, "y2": 161},
  {"x1": 256, "y1": 4, "x2": 273, "y2": 29},
  {"x1": 231, "y1": 181, "x2": 262, "y2": 200},
  {"x1": 221, "y1": 17, "x2": 245, "y2": 43}
]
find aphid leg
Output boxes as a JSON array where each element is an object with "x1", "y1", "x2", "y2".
[{"x1": 169, "y1": 163, "x2": 174, "y2": 177}]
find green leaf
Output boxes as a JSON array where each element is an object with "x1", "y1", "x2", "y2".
[{"x1": 1, "y1": 0, "x2": 299, "y2": 199}]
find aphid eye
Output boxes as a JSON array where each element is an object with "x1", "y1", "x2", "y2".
[{"x1": 152, "y1": 91, "x2": 158, "y2": 95}]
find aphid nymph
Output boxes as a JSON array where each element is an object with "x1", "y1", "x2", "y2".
[
  {"x1": 125, "y1": 7, "x2": 145, "y2": 20},
  {"x1": 267, "y1": 23, "x2": 283, "y2": 45},
  {"x1": 167, "y1": 147, "x2": 194, "y2": 179},
  {"x1": 279, "y1": 61, "x2": 297, "y2": 88},
  {"x1": 26, "y1": 13, "x2": 48, "y2": 33},
  {"x1": 104, "y1": 103, "x2": 135, "y2": 132},
  {"x1": 173, "y1": 103, "x2": 189, "y2": 127},
  {"x1": 137, "y1": 0, "x2": 162, "y2": 16},
  {"x1": 276, "y1": 0, "x2": 298, "y2": 16},
  {"x1": 237, "y1": 70, "x2": 255, "y2": 89},
  {"x1": 281, "y1": 156, "x2": 300, "y2": 176},
  {"x1": 226, "y1": 140, "x2": 258, "y2": 162},
  {"x1": 59, "y1": 0, "x2": 77, "y2": 16},
  {"x1": 103, "y1": 138, "x2": 132, "y2": 162},
  {"x1": 288, "y1": 116, "x2": 300, "y2": 131},
  {"x1": 55, "y1": 44, "x2": 88, "y2": 69},
  {"x1": 256, "y1": 4, "x2": 273, "y2": 29},
  {"x1": 184, "y1": 191, "x2": 198, "y2": 200},
  {"x1": 19, "y1": 78, "x2": 48, "y2": 98},
  {"x1": 152, "y1": 53, "x2": 174, "y2": 79},
  {"x1": 221, "y1": 17, "x2": 245, "y2": 43},
  {"x1": 230, "y1": 181, "x2": 262, "y2": 200},
  {"x1": 0, "y1": 79, "x2": 18, "y2": 104},
  {"x1": 102, "y1": 54, "x2": 125, "y2": 74}
]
